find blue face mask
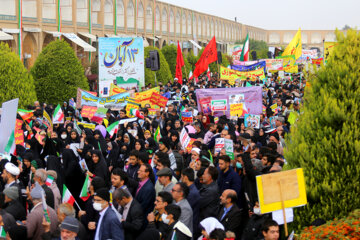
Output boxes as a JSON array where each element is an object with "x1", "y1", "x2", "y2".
[
  {"x1": 224, "y1": 126, "x2": 229, "y2": 130},
  {"x1": 236, "y1": 162, "x2": 242, "y2": 169}
]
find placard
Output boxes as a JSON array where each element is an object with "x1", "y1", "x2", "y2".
[{"x1": 211, "y1": 99, "x2": 227, "y2": 111}]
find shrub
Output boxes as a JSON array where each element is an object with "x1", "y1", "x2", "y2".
[
  {"x1": 285, "y1": 29, "x2": 360, "y2": 231},
  {"x1": 31, "y1": 40, "x2": 89, "y2": 105},
  {"x1": 0, "y1": 42, "x2": 37, "y2": 107},
  {"x1": 144, "y1": 46, "x2": 172, "y2": 86},
  {"x1": 296, "y1": 209, "x2": 360, "y2": 239}
]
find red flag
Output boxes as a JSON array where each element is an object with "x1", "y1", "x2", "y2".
[
  {"x1": 175, "y1": 41, "x2": 185, "y2": 85},
  {"x1": 194, "y1": 36, "x2": 218, "y2": 78}
]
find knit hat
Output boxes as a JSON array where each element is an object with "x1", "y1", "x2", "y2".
[
  {"x1": 60, "y1": 216, "x2": 79, "y2": 233},
  {"x1": 4, "y1": 162, "x2": 20, "y2": 176},
  {"x1": 94, "y1": 188, "x2": 110, "y2": 202},
  {"x1": 31, "y1": 160, "x2": 38, "y2": 169},
  {"x1": 4, "y1": 186, "x2": 19, "y2": 200},
  {"x1": 30, "y1": 182, "x2": 43, "y2": 199}
]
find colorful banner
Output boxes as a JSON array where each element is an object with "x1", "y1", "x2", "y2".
[
  {"x1": 284, "y1": 65, "x2": 299, "y2": 73},
  {"x1": 135, "y1": 87, "x2": 160, "y2": 107},
  {"x1": 77, "y1": 122, "x2": 96, "y2": 130},
  {"x1": 126, "y1": 102, "x2": 140, "y2": 117},
  {"x1": 199, "y1": 97, "x2": 212, "y2": 115},
  {"x1": 311, "y1": 58, "x2": 323, "y2": 65},
  {"x1": 150, "y1": 92, "x2": 168, "y2": 108},
  {"x1": 196, "y1": 87, "x2": 262, "y2": 118},
  {"x1": 276, "y1": 55, "x2": 296, "y2": 67},
  {"x1": 324, "y1": 42, "x2": 338, "y2": 64},
  {"x1": 233, "y1": 60, "x2": 259, "y2": 66},
  {"x1": 76, "y1": 88, "x2": 131, "y2": 109},
  {"x1": 14, "y1": 129, "x2": 24, "y2": 146},
  {"x1": 265, "y1": 59, "x2": 283, "y2": 71},
  {"x1": 220, "y1": 66, "x2": 266, "y2": 84},
  {"x1": 81, "y1": 106, "x2": 98, "y2": 119},
  {"x1": 110, "y1": 83, "x2": 126, "y2": 96},
  {"x1": 227, "y1": 44, "x2": 243, "y2": 61},
  {"x1": 98, "y1": 37, "x2": 145, "y2": 96},
  {"x1": 15, "y1": 119, "x2": 23, "y2": 130},
  {"x1": 301, "y1": 49, "x2": 318, "y2": 59},
  {"x1": 231, "y1": 61, "x2": 266, "y2": 72}
]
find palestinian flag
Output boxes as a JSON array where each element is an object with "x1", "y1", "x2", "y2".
[
  {"x1": 106, "y1": 121, "x2": 120, "y2": 138},
  {"x1": 18, "y1": 109, "x2": 33, "y2": 122},
  {"x1": 130, "y1": 108, "x2": 144, "y2": 119},
  {"x1": 154, "y1": 125, "x2": 161, "y2": 142},
  {"x1": 62, "y1": 185, "x2": 75, "y2": 206},
  {"x1": 4, "y1": 130, "x2": 16, "y2": 155},
  {"x1": 45, "y1": 175, "x2": 54, "y2": 186},
  {"x1": 53, "y1": 104, "x2": 64, "y2": 124},
  {"x1": 80, "y1": 175, "x2": 92, "y2": 201}
]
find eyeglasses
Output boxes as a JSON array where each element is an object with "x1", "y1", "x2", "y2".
[{"x1": 171, "y1": 189, "x2": 181, "y2": 193}]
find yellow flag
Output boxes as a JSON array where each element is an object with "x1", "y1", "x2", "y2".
[
  {"x1": 282, "y1": 29, "x2": 302, "y2": 59},
  {"x1": 109, "y1": 83, "x2": 126, "y2": 96}
]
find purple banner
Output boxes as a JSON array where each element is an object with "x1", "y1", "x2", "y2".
[{"x1": 196, "y1": 87, "x2": 263, "y2": 118}]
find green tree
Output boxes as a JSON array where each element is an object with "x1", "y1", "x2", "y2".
[
  {"x1": 144, "y1": 46, "x2": 172, "y2": 86},
  {"x1": 235, "y1": 39, "x2": 269, "y2": 60},
  {"x1": 0, "y1": 42, "x2": 37, "y2": 108},
  {"x1": 161, "y1": 44, "x2": 190, "y2": 79},
  {"x1": 186, "y1": 50, "x2": 197, "y2": 72},
  {"x1": 285, "y1": 30, "x2": 360, "y2": 231},
  {"x1": 31, "y1": 40, "x2": 89, "y2": 105}
]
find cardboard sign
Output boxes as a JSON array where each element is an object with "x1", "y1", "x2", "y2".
[
  {"x1": 256, "y1": 168, "x2": 307, "y2": 214},
  {"x1": 244, "y1": 114, "x2": 261, "y2": 129},
  {"x1": 81, "y1": 106, "x2": 98, "y2": 119},
  {"x1": 211, "y1": 100, "x2": 227, "y2": 111},
  {"x1": 199, "y1": 97, "x2": 212, "y2": 115},
  {"x1": 150, "y1": 92, "x2": 168, "y2": 108},
  {"x1": 230, "y1": 103, "x2": 245, "y2": 117}
]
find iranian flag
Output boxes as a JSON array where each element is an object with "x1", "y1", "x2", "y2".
[
  {"x1": 130, "y1": 108, "x2": 144, "y2": 119},
  {"x1": 4, "y1": 130, "x2": 16, "y2": 155},
  {"x1": 53, "y1": 104, "x2": 64, "y2": 124},
  {"x1": 18, "y1": 109, "x2": 33, "y2": 122},
  {"x1": 45, "y1": 175, "x2": 54, "y2": 186},
  {"x1": 106, "y1": 121, "x2": 120, "y2": 138},
  {"x1": 240, "y1": 33, "x2": 249, "y2": 61},
  {"x1": 80, "y1": 174, "x2": 92, "y2": 201},
  {"x1": 0, "y1": 226, "x2": 6, "y2": 238},
  {"x1": 62, "y1": 185, "x2": 75, "y2": 206},
  {"x1": 154, "y1": 125, "x2": 162, "y2": 142},
  {"x1": 207, "y1": 67, "x2": 211, "y2": 79},
  {"x1": 189, "y1": 70, "x2": 193, "y2": 80}
]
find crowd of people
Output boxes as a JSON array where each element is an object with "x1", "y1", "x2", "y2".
[{"x1": 0, "y1": 71, "x2": 304, "y2": 240}]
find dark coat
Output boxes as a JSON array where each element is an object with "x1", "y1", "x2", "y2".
[
  {"x1": 199, "y1": 181, "x2": 220, "y2": 221},
  {"x1": 98, "y1": 207, "x2": 124, "y2": 240},
  {"x1": 135, "y1": 179, "x2": 156, "y2": 215},
  {"x1": 122, "y1": 199, "x2": 144, "y2": 240},
  {"x1": 217, "y1": 167, "x2": 242, "y2": 198},
  {"x1": 42, "y1": 184, "x2": 55, "y2": 209},
  {"x1": 4, "y1": 199, "x2": 26, "y2": 221},
  {"x1": 187, "y1": 184, "x2": 200, "y2": 238},
  {"x1": 218, "y1": 204, "x2": 244, "y2": 240}
]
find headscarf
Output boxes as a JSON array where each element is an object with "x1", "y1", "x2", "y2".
[{"x1": 200, "y1": 217, "x2": 224, "y2": 236}]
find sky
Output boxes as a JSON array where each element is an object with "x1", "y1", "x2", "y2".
[{"x1": 159, "y1": 0, "x2": 359, "y2": 30}]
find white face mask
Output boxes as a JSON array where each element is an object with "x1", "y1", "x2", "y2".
[
  {"x1": 61, "y1": 134, "x2": 67, "y2": 140},
  {"x1": 161, "y1": 213, "x2": 170, "y2": 224},
  {"x1": 93, "y1": 202, "x2": 103, "y2": 211},
  {"x1": 253, "y1": 207, "x2": 261, "y2": 215}
]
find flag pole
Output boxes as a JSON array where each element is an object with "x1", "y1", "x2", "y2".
[
  {"x1": 114, "y1": 0, "x2": 117, "y2": 35},
  {"x1": 74, "y1": 199, "x2": 82, "y2": 211},
  {"x1": 18, "y1": 0, "x2": 22, "y2": 60}
]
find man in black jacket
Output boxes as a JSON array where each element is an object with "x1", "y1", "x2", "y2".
[
  {"x1": 218, "y1": 189, "x2": 243, "y2": 240},
  {"x1": 113, "y1": 188, "x2": 144, "y2": 240},
  {"x1": 3, "y1": 187, "x2": 26, "y2": 221},
  {"x1": 199, "y1": 166, "x2": 220, "y2": 221}
]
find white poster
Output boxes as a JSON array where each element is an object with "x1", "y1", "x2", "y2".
[{"x1": 0, "y1": 98, "x2": 19, "y2": 153}]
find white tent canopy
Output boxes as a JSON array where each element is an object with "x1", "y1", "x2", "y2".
[{"x1": 62, "y1": 33, "x2": 96, "y2": 52}]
